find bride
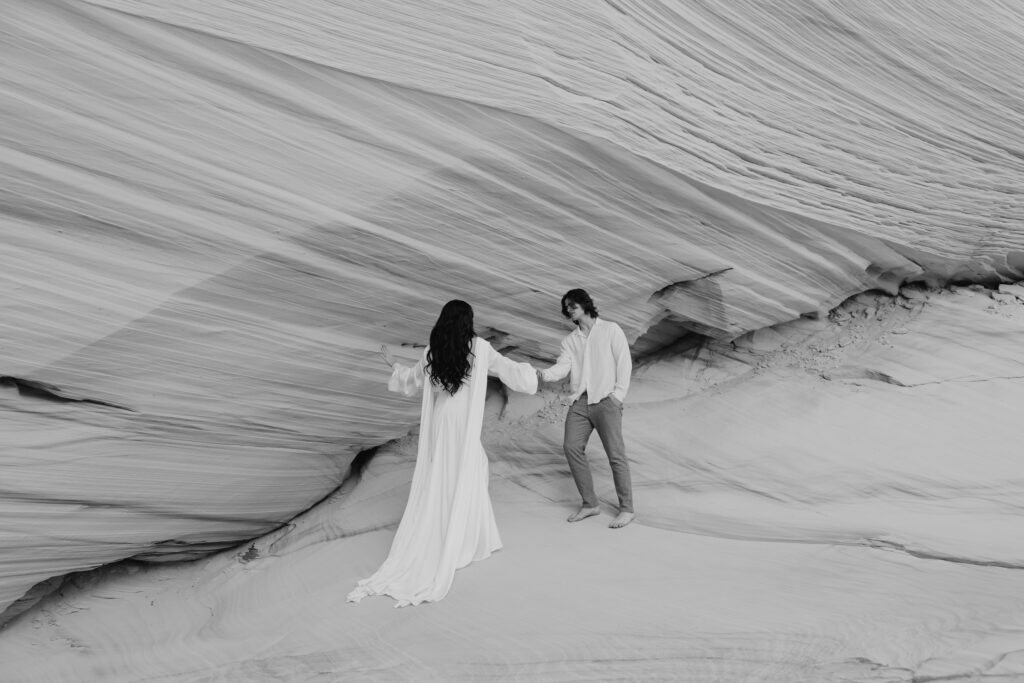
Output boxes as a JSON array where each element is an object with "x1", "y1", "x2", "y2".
[{"x1": 347, "y1": 300, "x2": 538, "y2": 607}]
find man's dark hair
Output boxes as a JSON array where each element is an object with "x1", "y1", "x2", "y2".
[{"x1": 561, "y1": 288, "x2": 599, "y2": 319}]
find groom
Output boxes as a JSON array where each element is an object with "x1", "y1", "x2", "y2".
[{"x1": 538, "y1": 288, "x2": 635, "y2": 529}]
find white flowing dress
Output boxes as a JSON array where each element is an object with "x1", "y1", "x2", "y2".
[{"x1": 347, "y1": 337, "x2": 537, "y2": 607}]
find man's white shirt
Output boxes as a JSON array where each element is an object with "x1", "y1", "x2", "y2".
[{"x1": 540, "y1": 318, "x2": 631, "y2": 404}]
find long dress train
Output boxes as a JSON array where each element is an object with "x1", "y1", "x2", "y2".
[{"x1": 347, "y1": 337, "x2": 537, "y2": 607}]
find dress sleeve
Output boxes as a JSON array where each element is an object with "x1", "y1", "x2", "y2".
[
  {"x1": 486, "y1": 343, "x2": 539, "y2": 395},
  {"x1": 387, "y1": 350, "x2": 428, "y2": 397}
]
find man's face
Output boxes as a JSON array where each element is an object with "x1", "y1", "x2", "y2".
[{"x1": 565, "y1": 301, "x2": 585, "y2": 324}]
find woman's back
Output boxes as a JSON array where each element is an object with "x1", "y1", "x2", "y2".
[{"x1": 348, "y1": 305, "x2": 538, "y2": 607}]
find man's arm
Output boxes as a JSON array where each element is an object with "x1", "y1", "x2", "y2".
[
  {"x1": 539, "y1": 338, "x2": 573, "y2": 382},
  {"x1": 610, "y1": 325, "x2": 632, "y2": 403}
]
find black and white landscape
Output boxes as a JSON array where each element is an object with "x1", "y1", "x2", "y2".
[{"x1": 2, "y1": 1, "x2": 1024, "y2": 680}]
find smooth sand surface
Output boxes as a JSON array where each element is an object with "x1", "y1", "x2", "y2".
[{"x1": 4, "y1": 480, "x2": 1024, "y2": 682}]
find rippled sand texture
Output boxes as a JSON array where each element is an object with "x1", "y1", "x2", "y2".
[
  {"x1": 2, "y1": 287, "x2": 1024, "y2": 682},
  {"x1": 2, "y1": 0, "x2": 1024, "y2": 668}
]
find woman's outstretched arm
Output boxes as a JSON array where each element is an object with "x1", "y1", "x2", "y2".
[
  {"x1": 382, "y1": 344, "x2": 426, "y2": 396},
  {"x1": 486, "y1": 342, "x2": 538, "y2": 395}
]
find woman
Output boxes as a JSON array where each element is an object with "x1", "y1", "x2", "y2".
[{"x1": 347, "y1": 300, "x2": 538, "y2": 607}]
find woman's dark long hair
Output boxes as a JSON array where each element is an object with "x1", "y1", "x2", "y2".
[{"x1": 426, "y1": 300, "x2": 476, "y2": 395}]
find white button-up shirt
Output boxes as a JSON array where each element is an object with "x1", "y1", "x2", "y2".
[{"x1": 540, "y1": 318, "x2": 632, "y2": 404}]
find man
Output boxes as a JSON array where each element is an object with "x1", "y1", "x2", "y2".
[{"x1": 538, "y1": 288, "x2": 634, "y2": 529}]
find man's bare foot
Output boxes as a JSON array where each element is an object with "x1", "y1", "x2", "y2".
[
  {"x1": 609, "y1": 511, "x2": 635, "y2": 529},
  {"x1": 567, "y1": 506, "x2": 600, "y2": 523}
]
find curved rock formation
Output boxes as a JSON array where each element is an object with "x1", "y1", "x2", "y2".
[{"x1": 2, "y1": 0, "x2": 1023, "y2": 658}]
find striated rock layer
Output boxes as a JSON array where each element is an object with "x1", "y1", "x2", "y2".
[{"x1": 2, "y1": 0, "x2": 1023, "y2": 629}]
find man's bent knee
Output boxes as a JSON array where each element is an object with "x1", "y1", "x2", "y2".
[{"x1": 563, "y1": 443, "x2": 586, "y2": 460}]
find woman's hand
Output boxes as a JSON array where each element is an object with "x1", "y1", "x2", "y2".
[{"x1": 380, "y1": 344, "x2": 397, "y2": 368}]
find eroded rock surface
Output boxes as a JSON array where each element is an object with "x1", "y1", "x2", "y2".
[{"x1": 2, "y1": 0, "x2": 1023, "y2": 641}]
